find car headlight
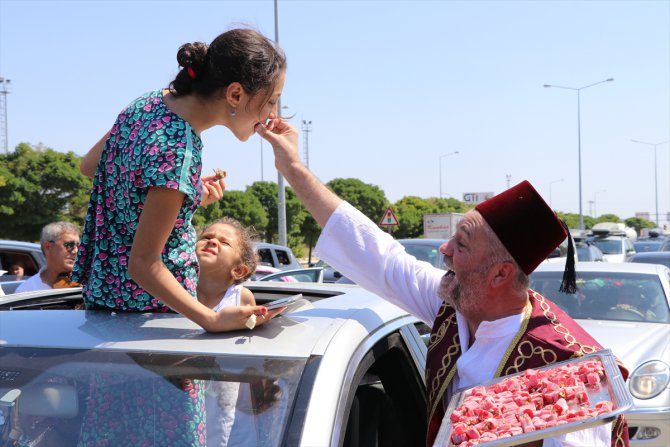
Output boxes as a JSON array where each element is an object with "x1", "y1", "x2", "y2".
[{"x1": 628, "y1": 360, "x2": 670, "y2": 400}]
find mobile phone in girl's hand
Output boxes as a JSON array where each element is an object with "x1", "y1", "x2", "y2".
[{"x1": 264, "y1": 294, "x2": 302, "y2": 310}]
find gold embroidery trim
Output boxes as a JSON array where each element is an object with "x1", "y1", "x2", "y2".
[{"x1": 493, "y1": 300, "x2": 532, "y2": 378}]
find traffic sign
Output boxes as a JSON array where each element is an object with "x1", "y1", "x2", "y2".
[{"x1": 379, "y1": 207, "x2": 399, "y2": 226}]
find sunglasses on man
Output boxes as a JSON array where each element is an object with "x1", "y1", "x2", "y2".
[{"x1": 49, "y1": 240, "x2": 79, "y2": 250}]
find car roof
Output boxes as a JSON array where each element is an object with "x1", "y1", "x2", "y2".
[
  {"x1": 397, "y1": 238, "x2": 447, "y2": 245},
  {"x1": 630, "y1": 251, "x2": 670, "y2": 259},
  {"x1": 0, "y1": 284, "x2": 415, "y2": 359},
  {"x1": 534, "y1": 261, "x2": 667, "y2": 274},
  {"x1": 253, "y1": 241, "x2": 295, "y2": 251},
  {"x1": 0, "y1": 239, "x2": 42, "y2": 250}
]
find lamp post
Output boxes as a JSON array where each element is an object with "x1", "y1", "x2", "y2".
[
  {"x1": 302, "y1": 119, "x2": 312, "y2": 168},
  {"x1": 0, "y1": 77, "x2": 10, "y2": 154},
  {"x1": 544, "y1": 78, "x2": 614, "y2": 230},
  {"x1": 593, "y1": 189, "x2": 606, "y2": 218},
  {"x1": 631, "y1": 139, "x2": 670, "y2": 226},
  {"x1": 439, "y1": 151, "x2": 459, "y2": 199},
  {"x1": 549, "y1": 178, "x2": 564, "y2": 209},
  {"x1": 273, "y1": 0, "x2": 288, "y2": 246}
]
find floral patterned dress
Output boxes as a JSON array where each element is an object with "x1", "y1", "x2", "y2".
[
  {"x1": 73, "y1": 89, "x2": 202, "y2": 311},
  {"x1": 72, "y1": 90, "x2": 206, "y2": 446}
]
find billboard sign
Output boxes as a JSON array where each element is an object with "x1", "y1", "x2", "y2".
[{"x1": 463, "y1": 192, "x2": 494, "y2": 205}]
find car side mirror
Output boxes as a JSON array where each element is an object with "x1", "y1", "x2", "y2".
[{"x1": 333, "y1": 271, "x2": 342, "y2": 279}]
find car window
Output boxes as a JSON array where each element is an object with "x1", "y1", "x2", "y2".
[
  {"x1": 629, "y1": 255, "x2": 670, "y2": 269},
  {"x1": 402, "y1": 244, "x2": 441, "y2": 268},
  {"x1": 275, "y1": 250, "x2": 291, "y2": 266},
  {"x1": 341, "y1": 330, "x2": 426, "y2": 446},
  {"x1": 0, "y1": 250, "x2": 40, "y2": 276},
  {"x1": 530, "y1": 271, "x2": 670, "y2": 323},
  {"x1": 0, "y1": 347, "x2": 306, "y2": 447},
  {"x1": 257, "y1": 248, "x2": 274, "y2": 266},
  {"x1": 591, "y1": 239, "x2": 621, "y2": 255}
]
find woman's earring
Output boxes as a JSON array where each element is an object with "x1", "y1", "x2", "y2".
[{"x1": 230, "y1": 108, "x2": 236, "y2": 117}]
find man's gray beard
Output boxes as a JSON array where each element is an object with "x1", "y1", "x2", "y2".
[{"x1": 442, "y1": 264, "x2": 490, "y2": 317}]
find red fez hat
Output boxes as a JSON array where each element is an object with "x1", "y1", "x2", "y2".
[{"x1": 476, "y1": 181, "x2": 577, "y2": 292}]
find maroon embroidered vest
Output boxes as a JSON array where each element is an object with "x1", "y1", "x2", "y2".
[{"x1": 425, "y1": 290, "x2": 629, "y2": 447}]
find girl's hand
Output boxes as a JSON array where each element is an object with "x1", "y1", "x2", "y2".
[
  {"x1": 200, "y1": 175, "x2": 225, "y2": 207},
  {"x1": 207, "y1": 305, "x2": 285, "y2": 332}
]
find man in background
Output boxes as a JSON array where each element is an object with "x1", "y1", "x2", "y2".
[{"x1": 15, "y1": 221, "x2": 80, "y2": 293}]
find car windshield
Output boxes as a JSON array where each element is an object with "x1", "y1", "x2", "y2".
[
  {"x1": 530, "y1": 271, "x2": 670, "y2": 323},
  {"x1": 634, "y1": 241, "x2": 663, "y2": 252},
  {"x1": 591, "y1": 238, "x2": 622, "y2": 255},
  {"x1": 0, "y1": 347, "x2": 306, "y2": 446},
  {"x1": 400, "y1": 242, "x2": 444, "y2": 268}
]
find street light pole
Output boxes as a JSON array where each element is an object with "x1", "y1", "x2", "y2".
[
  {"x1": 549, "y1": 178, "x2": 564, "y2": 209},
  {"x1": 302, "y1": 119, "x2": 312, "y2": 168},
  {"x1": 631, "y1": 139, "x2": 670, "y2": 226},
  {"x1": 274, "y1": 0, "x2": 287, "y2": 246},
  {"x1": 439, "y1": 151, "x2": 459, "y2": 199},
  {"x1": 544, "y1": 78, "x2": 614, "y2": 230}
]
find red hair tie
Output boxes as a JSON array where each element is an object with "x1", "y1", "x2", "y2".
[{"x1": 187, "y1": 66, "x2": 197, "y2": 80}]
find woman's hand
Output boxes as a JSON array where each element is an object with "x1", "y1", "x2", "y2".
[{"x1": 200, "y1": 175, "x2": 225, "y2": 207}]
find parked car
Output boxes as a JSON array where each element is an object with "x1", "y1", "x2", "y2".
[
  {"x1": 396, "y1": 238, "x2": 447, "y2": 269},
  {"x1": 310, "y1": 259, "x2": 342, "y2": 283},
  {"x1": 576, "y1": 241, "x2": 606, "y2": 262},
  {"x1": 0, "y1": 240, "x2": 46, "y2": 294},
  {"x1": 633, "y1": 240, "x2": 664, "y2": 253},
  {"x1": 250, "y1": 264, "x2": 282, "y2": 281},
  {"x1": 590, "y1": 233, "x2": 636, "y2": 262},
  {"x1": 0, "y1": 283, "x2": 430, "y2": 447},
  {"x1": 334, "y1": 238, "x2": 448, "y2": 284},
  {"x1": 531, "y1": 262, "x2": 670, "y2": 446},
  {"x1": 628, "y1": 251, "x2": 670, "y2": 269},
  {"x1": 254, "y1": 242, "x2": 302, "y2": 271},
  {"x1": 257, "y1": 267, "x2": 324, "y2": 283}
]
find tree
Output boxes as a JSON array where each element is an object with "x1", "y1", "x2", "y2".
[
  {"x1": 393, "y1": 196, "x2": 436, "y2": 238},
  {"x1": 625, "y1": 217, "x2": 655, "y2": 235},
  {"x1": 192, "y1": 190, "x2": 268, "y2": 235},
  {"x1": 326, "y1": 178, "x2": 389, "y2": 224},
  {"x1": 0, "y1": 143, "x2": 92, "y2": 241},
  {"x1": 247, "y1": 181, "x2": 279, "y2": 242}
]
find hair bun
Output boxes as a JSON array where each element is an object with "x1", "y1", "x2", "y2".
[{"x1": 176, "y1": 42, "x2": 209, "y2": 70}]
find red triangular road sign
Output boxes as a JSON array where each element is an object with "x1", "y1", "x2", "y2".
[{"x1": 379, "y1": 207, "x2": 399, "y2": 226}]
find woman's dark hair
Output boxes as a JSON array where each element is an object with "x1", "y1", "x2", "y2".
[{"x1": 170, "y1": 28, "x2": 286, "y2": 106}]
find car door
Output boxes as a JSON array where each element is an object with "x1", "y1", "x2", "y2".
[{"x1": 337, "y1": 323, "x2": 428, "y2": 447}]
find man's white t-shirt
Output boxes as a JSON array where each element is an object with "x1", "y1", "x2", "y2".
[{"x1": 14, "y1": 269, "x2": 52, "y2": 293}]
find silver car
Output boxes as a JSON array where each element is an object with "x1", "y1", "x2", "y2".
[
  {"x1": 531, "y1": 262, "x2": 670, "y2": 446},
  {"x1": 0, "y1": 283, "x2": 429, "y2": 446}
]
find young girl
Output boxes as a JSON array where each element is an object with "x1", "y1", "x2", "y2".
[
  {"x1": 196, "y1": 217, "x2": 264, "y2": 446},
  {"x1": 73, "y1": 28, "x2": 289, "y2": 332},
  {"x1": 196, "y1": 217, "x2": 257, "y2": 311}
]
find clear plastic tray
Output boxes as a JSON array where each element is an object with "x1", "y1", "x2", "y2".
[{"x1": 433, "y1": 349, "x2": 632, "y2": 447}]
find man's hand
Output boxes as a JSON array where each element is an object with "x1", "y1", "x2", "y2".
[{"x1": 255, "y1": 118, "x2": 299, "y2": 173}]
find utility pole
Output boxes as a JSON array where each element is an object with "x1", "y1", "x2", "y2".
[
  {"x1": 302, "y1": 119, "x2": 312, "y2": 168},
  {"x1": 274, "y1": 0, "x2": 287, "y2": 246},
  {"x1": 0, "y1": 77, "x2": 10, "y2": 153}
]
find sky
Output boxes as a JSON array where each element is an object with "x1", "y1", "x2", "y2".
[{"x1": 1, "y1": 0, "x2": 668, "y2": 224}]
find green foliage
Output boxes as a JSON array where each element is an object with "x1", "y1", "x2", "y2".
[
  {"x1": 393, "y1": 196, "x2": 436, "y2": 238},
  {"x1": 0, "y1": 143, "x2": 92, "y2": 241},
  {"x1": 594, "y1": 214, "x2": 622, "y2": 224},
  {"x1": 247, "y1": 181, "x2": 279, "y2": 242},
  {"x1": 327, "y1": 178, "x2": 389, "y2": 223},
  {"x1": 625, "y1": 217, "x2": 655, "y2": 235}
]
